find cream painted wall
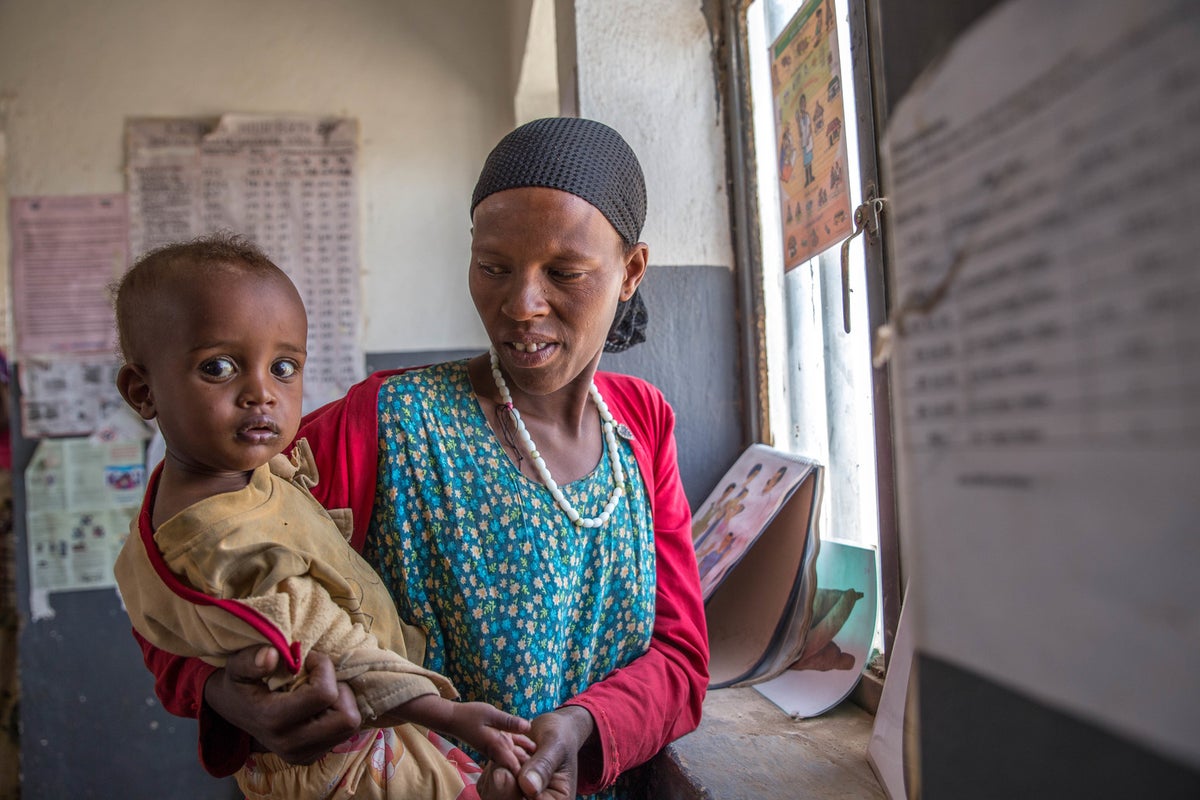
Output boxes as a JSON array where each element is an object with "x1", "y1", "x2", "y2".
[
  {"x1": 572, "y1": 0, "x2": 733, "y2": 270},
  {"x1": 1, "y1": 0, "x2": 732, "y2": 353},
  {"x1": 0, "y1": 0, "x2": 518, "y2": 352},
  {"x1": 514, "y1": 0, "x2": 560, "y2": 124}
]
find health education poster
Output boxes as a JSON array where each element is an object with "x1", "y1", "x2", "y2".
[
  {"x1": 24, "y1": 437, "x2": 145, "y2": 617},
  {"x1": 770, "y1": 0, "x2": 853, "y2": 268}
]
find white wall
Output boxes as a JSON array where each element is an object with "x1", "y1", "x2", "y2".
[
  {"x1": 572, "y1": 0, "x2": 734, "y2": 270},
  {"x1": 514, "y1": 0, "x2": 560, "y2": 125},
  {"x1": 0, "y1": 0, "x2": 518, "y2": 353}
]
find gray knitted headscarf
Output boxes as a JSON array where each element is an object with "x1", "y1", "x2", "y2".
[{"x1": 471, "y1": 117, "x2": 648, "y2": 352}]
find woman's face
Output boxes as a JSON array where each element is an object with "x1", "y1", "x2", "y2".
[{"x1": 470, "y1": 186, "x2": 647, "y2": 398}]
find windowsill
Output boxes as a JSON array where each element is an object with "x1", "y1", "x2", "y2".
[
  {"x1": 647, "y1": 686, "x2": 885, "y2": 799},
  {"x1": 851, "y1": 670, "x2": 884, "y2": 716}
]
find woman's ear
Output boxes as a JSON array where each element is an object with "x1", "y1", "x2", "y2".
[
  {"x1": 116, "y1": 364, "x2": 157, "y2": 420},
  {"x1": 620, "y1": 243, "x2": 649, "y2": 301}
]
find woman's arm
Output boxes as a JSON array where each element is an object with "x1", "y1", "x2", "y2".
[
  {"x1": 204, "y1": 646, "x2": 363, "y2": 764},
  {"x1": 547, "y1": 375, "x2": 710, "y2": 794},
  {"x1": 564, "y1": 474, "x2": 708, "y2": 791},
  {"x1": 478, "y1": 377, "x2": 709, "y2": 799},
  {"x1": 132, "y1": 633, "x2": 362, "y2": 775},
  {"x1": 506, "y1": 430, "x2": 708, "y2": 797}
]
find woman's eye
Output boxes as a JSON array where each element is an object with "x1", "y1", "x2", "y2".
[
  {"x1": 199, "y1": 357, "x2": 236, "y2": 379},
  {"x1": 272, "y1": 359, "x2": 299, "y2": 379}
]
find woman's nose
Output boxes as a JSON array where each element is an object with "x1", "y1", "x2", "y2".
[{"x1": 502, "y1": 275, "x2": 549, "y2": 320}]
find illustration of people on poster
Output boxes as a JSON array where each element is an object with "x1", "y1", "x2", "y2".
[
  {"x1": 692, "y1": 450, "x2": 815, "y2": 601},
  {"x1": 771, "y1": 0, "x2": 853, "y2": 268}
]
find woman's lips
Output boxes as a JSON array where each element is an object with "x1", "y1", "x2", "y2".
[{"x1": 504, "y1": 340, "x2": 557, "y2": 366}]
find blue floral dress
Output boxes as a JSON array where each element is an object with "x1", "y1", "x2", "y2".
[{"x1": 364, "y1": 361, "x2": 656, "y2": 800}]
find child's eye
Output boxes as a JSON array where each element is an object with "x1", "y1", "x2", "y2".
[
  {"x1": 272, "y1": 359, "x2": 300, "y2": 379},
  {"x1": 199, "y1": 357, "x2": 236, "y2": 379}
]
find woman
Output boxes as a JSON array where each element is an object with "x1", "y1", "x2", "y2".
[{"x1": 137, "y1": 117, "x2": 709, "y2": 799}]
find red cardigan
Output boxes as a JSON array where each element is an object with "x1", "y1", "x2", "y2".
[{"x1": 135, "y1": 367, "x2": 709, "y2": 792}]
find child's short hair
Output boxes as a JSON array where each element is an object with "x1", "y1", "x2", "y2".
[{"x1": 113, "y1": 232, "x2": 286, "y2": 364}]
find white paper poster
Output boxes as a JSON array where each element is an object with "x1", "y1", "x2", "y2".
[
  {"x1": 768, "y1": 0, "x2": 854, "y2": 267},
  {"x1": 18, "y1": 356, "x2": 124, "y2": 439},
  {"x1": 126, "y1": 114, "x2": 364, "y2": 409},
  {"x1": 884, "y1": 0, "x2": 1200, "y2": 769},
  {"x1": 754, "y1": 539, "x2": 877, "y2": 718},
  {"x1": 25, "y1": 438, "x2": 143, "y2": 595}
]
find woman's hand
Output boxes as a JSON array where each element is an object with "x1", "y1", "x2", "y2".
[
  {"x1": 477, "y1": 706, "x2": 595, "y2": 800},
  {"x1": 478, "y1": 761, "x2": 573, "y2": 800},
  {"x1": 203, "y1": 646, "x2": 362, "y2": 764}
]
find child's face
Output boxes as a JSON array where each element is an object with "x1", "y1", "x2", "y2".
[{"x1": 134, "y1": 269, "x2": 307, "y2": 478}]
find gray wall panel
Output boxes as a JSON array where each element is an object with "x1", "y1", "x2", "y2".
[
  {"x1": 603, "y1": 265, "x2": 744, "y2": 510},
  {"x1": 918, "y1": 655, "x2": 1200, "y2": 797}
]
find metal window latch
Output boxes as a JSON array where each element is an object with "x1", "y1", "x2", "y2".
[{"x1": 838, "y1": 194, "x2": 887, "y2": 333}]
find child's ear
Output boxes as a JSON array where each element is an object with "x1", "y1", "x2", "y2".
[{"x1": 117, "y1": 364, "x2": 157, "y2": 420}]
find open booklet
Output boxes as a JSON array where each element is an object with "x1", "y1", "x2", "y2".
[{"x1": 693, "y1": 444, "x2": 824, "y2": 688}]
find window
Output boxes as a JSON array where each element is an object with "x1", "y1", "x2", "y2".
[{"x1": 728, "y1": 0, "x2": 900, "y2": 661}]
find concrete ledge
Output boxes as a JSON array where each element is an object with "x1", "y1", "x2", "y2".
[{"x1": 646, "y1": 687, "x2": 886, "y2": 800}]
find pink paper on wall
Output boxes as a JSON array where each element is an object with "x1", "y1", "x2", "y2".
[{"x1": 10, "y1": 194, "x2": 128, "y2": 357}]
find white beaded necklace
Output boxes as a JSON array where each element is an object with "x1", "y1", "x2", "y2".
[{"x1": 489, "y1": 347, "x2": 625, "y2": 528}]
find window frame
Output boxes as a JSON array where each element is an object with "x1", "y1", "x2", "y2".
[{"x1": 719, "y1": 0, "x2": 902, "y2": 664}]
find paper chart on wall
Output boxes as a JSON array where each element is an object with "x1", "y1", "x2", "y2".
[
  {"x1": 8, "y1": 194, "x2": 128, "y2": 358},
  {"x1": 18, "y1": 356, "x2": 125, "y2": 439},
  {"x1": 883, "y1": 0, "x2": 1200, "y2": 769},
  {"x1": 24, "y1": 438, "x2": 144, "y2": 607},
  {"x1": 0, "y1": 133, "x2": 10, "y2": 354},
  {"x1": 125, "y1": 115, "x2": 364, "y2": 410}
]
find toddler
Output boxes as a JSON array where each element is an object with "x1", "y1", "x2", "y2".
[{"x1": 112, "y1": 234, "x2": 528, "y2": 799}]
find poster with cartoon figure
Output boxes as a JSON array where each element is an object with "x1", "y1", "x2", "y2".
[{"x1": 770, "y1": 0, "x2": 853, "y2": 268}]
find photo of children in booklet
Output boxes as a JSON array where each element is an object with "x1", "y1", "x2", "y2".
[
  {"x1": 692, "y1": 445, "x2": 818, "y2": 601},
  {"x1": 693, "y1": 444, "x2": 825, "y2": 688}
]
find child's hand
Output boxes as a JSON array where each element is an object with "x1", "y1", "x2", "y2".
[
  {"x1": 444, "y1": 701, "x2": 533, "y2": 775},
  {"x1": 480, "y1": 706, "x2": 590, "y2": 800},
  {"x1": 384, "y1": 694, "x2": 532, "y2": 775}
]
